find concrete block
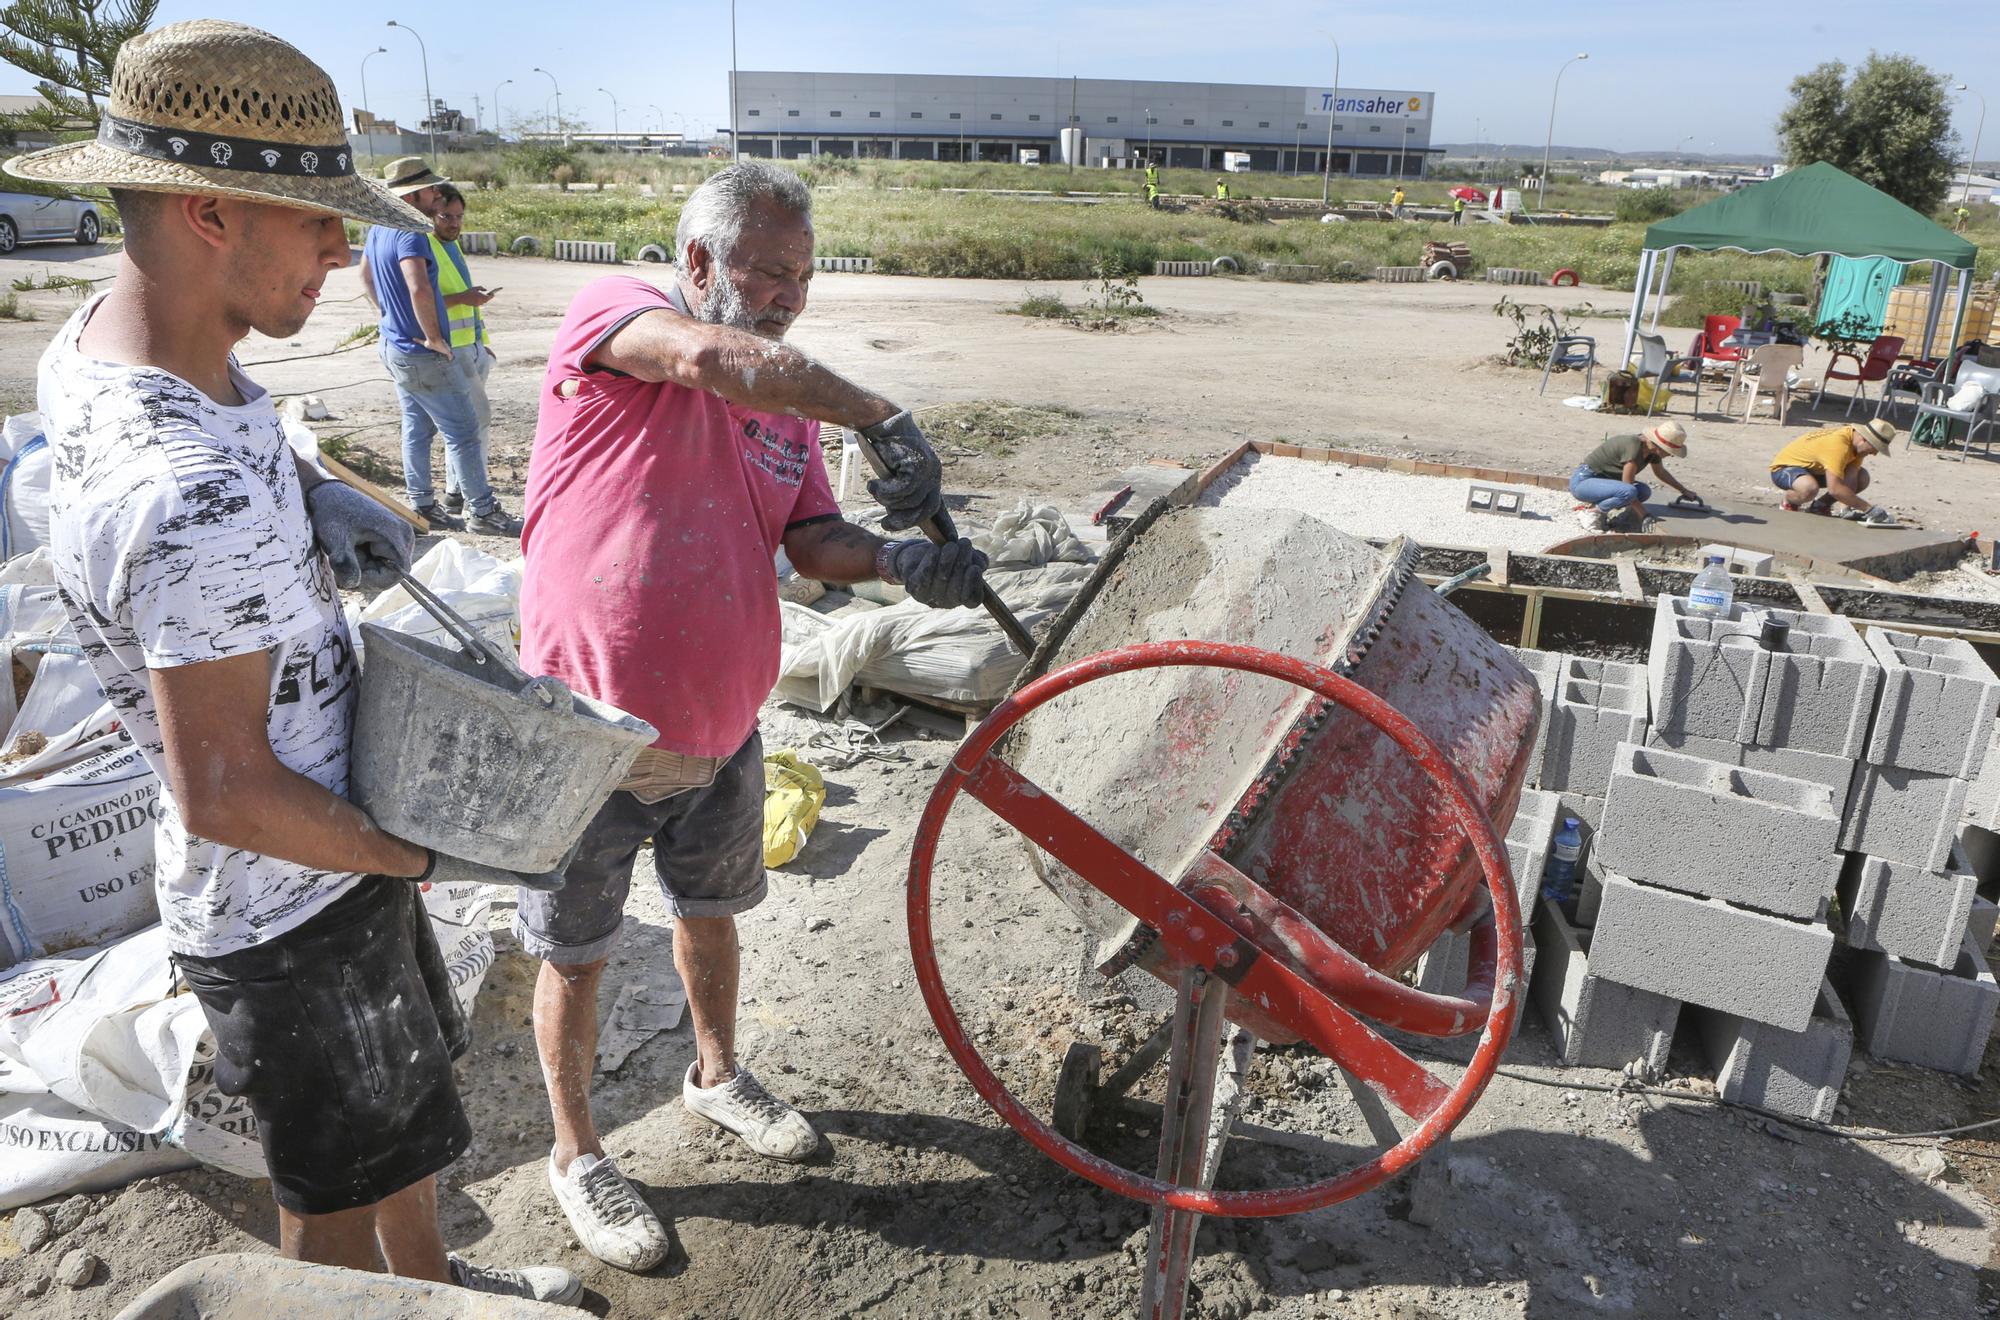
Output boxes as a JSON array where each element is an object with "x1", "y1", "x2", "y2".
[
  {"x1": 458, "y1": 230, "x2": 498, "y2": 255},
  {"x1": 1153, "y1": 260, "x2": 1210, "y2": 276},
  {"x1": 1645, "y1": 727, "x2": 1855, "y2": 796},
  {"x1": 1697, "y1": 544, "x2": 1776, "y2": 577},
  {"x1": 1465, "y1": 483, "x2": 1526, "y2": 516},
  {"x1": 1840, "y1": 763, "x2": 1970, "y2": 871},
  {"x1": 1958, "y1": 825, "x2": 2000, "y2": 953},
  {"x1": 1694, "y1": 979, "x2": 1852, "y2": 1122},
  {"x1": 1861, "y1": 630, "x2": 2000, "y2": 779},
  {"x1": 1589, "y1": 870, "x2": 1832, "y2": 1031},
  {"x1": 1530, "y1": 898, "x2": 1678, "y2": 1076},
  {"x1": 1541, "y1": 657, "x2": 1650, "y2": 797},
  {"x1": 1967, "y1": 726, "x2": 2000, "y2": 830},
  {"x1": 1504, "y1": 646, "x2": 1564, "y2": 790},
  {"x1": 1970, "y1": 897, "x2": 1999, "y2": 955},
  {"x1": 1557, "y1": 791, "x2": 1603, "y2": 832},
  {"x1": 1837, "y1": 837, "x2": 1980, "y2": 970},
  {"x1": 1414, "y1": 925, "x2": 1537, "y2": 999},
  {"x1": 552, "y1": 239, "x2": 619, "y2": 263},
  {"x1": 1648, "y1": 597, "x2": 1881, "y2": 758},
  {"x1": 1597, "y1": 742, "x2": 1842, "y2": 918},
  {"x1": 1505, "y1": 788, "x2": 1561, "y2": 913},
  {"x1": 1847, "y1": 934, "x2": 2000, "y2": 1076}
]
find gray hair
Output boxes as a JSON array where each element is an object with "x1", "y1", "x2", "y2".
[{"x1": 674, "y1": 162, "x2": 812, "y2": 269}]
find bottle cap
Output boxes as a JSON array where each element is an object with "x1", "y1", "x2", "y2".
[{"x1": 1705, "y1": 555, "x2": 1725, "y2": 565}]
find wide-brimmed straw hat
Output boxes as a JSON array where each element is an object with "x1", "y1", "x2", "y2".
[
  {"x1": 381, "y1": 156, "x2": 449, "y2": 197},
  {"x1": 3, "y1": 20, "x2": 427, "y2": 232},
  {"x1": 1862, "y1": 417, "x2": 1895, "y2": 455},
  {"x1": 1646, "y1": 420, "x2": 1687, "y2": 455}
]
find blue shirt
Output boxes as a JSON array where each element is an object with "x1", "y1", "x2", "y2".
[{"x1": 364, "y1": 225, "x2": 447, "y2": 356}]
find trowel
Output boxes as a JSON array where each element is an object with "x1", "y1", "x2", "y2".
[{"x1": 848, "y1": 430, "x2": 1038, "y2": 657}]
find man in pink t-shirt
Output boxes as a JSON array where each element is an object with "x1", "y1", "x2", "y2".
[{"x1": 516, "y1": 162, "x2": 988, "y2": 1272}]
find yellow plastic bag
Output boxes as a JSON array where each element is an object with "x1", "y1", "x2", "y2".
[{"x1": 762, "y1": 749, "x2": 825, "y2": 867}]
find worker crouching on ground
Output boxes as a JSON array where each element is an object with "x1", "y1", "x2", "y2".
[
  {"x1": 1770, "y1": 417, "x2": 1896, "y2": 523},
  {"x1": 1569, "y1": 420, "x2": 1699, "y2": 531},
  {"x1": 516, "y1": 161, "x2": 989, "y2": 1273},
  {"x1": 6, "y1": 20, "x2": 579, "y2": 1306}
]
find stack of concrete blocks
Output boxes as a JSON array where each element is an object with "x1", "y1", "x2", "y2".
[
  {"x1": 1835, "y1": 629, "x2": 2000, "y2": 1076},
  {"x1": 1413, "y1": 788, "x2": 1558, "y2": 1009},
  {"x1": 1504, "y1": 645, "x2": 1648, "y2": 832},
  {"x1": 1569, "y1": 598, "x2": 1870, "y2": 1111},
  {"x1": 1531, "y1": 873, "x2": 1680, "y2": 1078}
]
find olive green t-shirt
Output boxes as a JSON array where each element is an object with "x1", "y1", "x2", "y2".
[{"x1": 1583, "y1": 433, "x2": 1649, "y2": 478}]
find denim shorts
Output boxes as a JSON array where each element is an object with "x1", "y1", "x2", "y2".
[
  {"x1": 172, "y1": 878, "x2": 472, "y2": 1215},
  {"x1": 514, "y1": 734, "x2": 767, "y2": 964},
  {"x1": 1771, "y1": 465, "x2": 1818, "y2": 490}
]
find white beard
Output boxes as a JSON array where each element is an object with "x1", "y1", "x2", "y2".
[{"x1": 697, "y1": 275, "x2": 758, "y2": 332}]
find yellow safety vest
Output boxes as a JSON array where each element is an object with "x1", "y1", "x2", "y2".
[{"x1": 428, "y1": 234, "x2": 487, "y2": 350}]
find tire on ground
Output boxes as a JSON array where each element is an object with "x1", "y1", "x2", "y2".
[
  {"x1": 1210, "y1": 256, "x2": 1240, "y2": 274},
  {"x1": 1550, "y1": 268, "x2": 1580, "y2": 287},
  {"x1": 1427, "y1": 261, "x2": 1458, "y2": 281},
  {"x1": 511, "y1": 236, "x2": 542, "y2": 256},
  {"x1": 637, "y1": 243, "x2": 669, "y2": 263}
]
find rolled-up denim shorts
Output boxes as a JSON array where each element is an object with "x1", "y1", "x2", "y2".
[{"x1": 514, "y1": 734, "x2": 767, "y2": 964}]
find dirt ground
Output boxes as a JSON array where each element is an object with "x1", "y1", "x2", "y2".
[{"x1": 3, "y1": 247, "x2": 2000, "y2": 1318}]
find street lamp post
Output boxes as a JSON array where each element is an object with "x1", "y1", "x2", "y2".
[
  {"x1": 492, "y1": 78, "x2": 511, "y2": 139},
  {"x1": 1320, "y1": 37, "x2": 1341, "y2": 207},
  {"x1": 532, "y1": 67, "x2": 561, "y2": 141},
  {"x1": 598, "y1": 88, "x2": 620, "y2": 142},
  {"x1": 1955, "y1": 84, "x2": 1987, "y2": 207},
  {"x1": 1538, "y1": 52, "x2": 1588, "y2": 210},
  {"x1": 384, "y1": 20, "x2": 437, "y2": 163},
  {"x1": 360, "y1": 46, "x2": 387, "y2": 165},
  {"x1": 1144, "y1": 107, "x2": 1151, "y2": 165},
  {"x1": 729, "y1": 0, "x2": 740, "y2": 161}
]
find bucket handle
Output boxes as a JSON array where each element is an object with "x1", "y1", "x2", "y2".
[{"x1": 393, "y1": 570, "x2": 531, "y2": 682}]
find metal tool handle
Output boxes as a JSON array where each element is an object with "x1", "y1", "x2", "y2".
[
  {"x1": 847, "y1": 426, "x2": 1038, "y2": 657},
  {"x1": 393, "y1": 571, "x2": 533, "y2": 684}
]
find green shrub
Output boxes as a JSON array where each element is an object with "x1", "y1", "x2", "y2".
[
  {"x1": 1659, "y1": 281, "x2": 1762, "y2": 329},
  {"x1": 1614, "y1": 187, "x2": 1684, "y2": 223},
  {"x1": 1011, "y1": 291, "x2": 1072, "y2": 319}
]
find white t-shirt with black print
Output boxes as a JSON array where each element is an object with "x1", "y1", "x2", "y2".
[{"x1": 38, "y1": 295, "x2": 363, "y2": 958}]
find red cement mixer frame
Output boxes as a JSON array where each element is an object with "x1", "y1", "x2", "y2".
[{"x1": 906, "y1": 639, "x2": 1525, "y2": 1217}]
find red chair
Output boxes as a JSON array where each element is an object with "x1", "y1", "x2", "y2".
[
  {"x1": 1815, "y1": 334, "x2": 1905, "y2": 416},
  {"x1": 1691, "y1": 315, "x2": 1743, "y2": 368}
]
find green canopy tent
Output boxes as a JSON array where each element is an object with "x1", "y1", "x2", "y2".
[{"x1": 1621, "y1": 161, "x2": 1980, "y2": 367}]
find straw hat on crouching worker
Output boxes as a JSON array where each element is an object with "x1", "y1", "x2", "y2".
[
  {"x1": 3, "y1": 19, "x2": 427, "y2": 232},
  {"x1": 1646, "y1": 420, "x2": 1687, "y2": 455},
  {"x1": 1861, "y1": 417, "x2": 1896, "y2": 456}
]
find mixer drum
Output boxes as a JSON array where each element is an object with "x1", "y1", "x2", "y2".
[{"x1": 1003, "y1": 505, "x2": 1541, "y2": 998}]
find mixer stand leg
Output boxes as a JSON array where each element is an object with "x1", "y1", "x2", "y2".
[
  {"x1": 1138, "y1": 966, "x2": 1240, "y2": 1320},
  {"x1": 1338, "y1": 1066, "x2": 1451, "y2": 1228}
]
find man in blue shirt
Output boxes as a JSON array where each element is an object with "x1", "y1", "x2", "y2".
[{"x1": 358, "y1": 157, "x2": 519, "y2": 534}]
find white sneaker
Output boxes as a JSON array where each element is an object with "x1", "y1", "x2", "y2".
[
  {"x1": 682, "y1": 1062, "x2": 820, "y2": 1161},
  {"x1": 448, "y1": 1252, "x2": 584, "y2": 1306},
  {"x1": 548, "y1": 1151, "x2": 670, "y2": 1273},
  {"x1": 1573, "y1": 506, "x2": 1606, "y2": 533}
]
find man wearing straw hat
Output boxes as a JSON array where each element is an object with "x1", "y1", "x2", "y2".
[
  {"x1": 1769, "y1": 417, "x2": 1897, "y2": 524},
  {"x1": 358, "y1": 155, "x2": 520, "y2": 535},
  {"x1": 7, "y1": 20, "x2": 578, "y2": 1304}
]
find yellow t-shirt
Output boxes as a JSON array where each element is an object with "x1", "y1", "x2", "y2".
[{"x1": 1770, "y1": 426, "x2": 1861, "y2": 480}]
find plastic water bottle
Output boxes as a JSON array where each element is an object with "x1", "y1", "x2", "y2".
[
  {"x1": 1687, "y1": 554, "x2": 1735, "y2": 617},
  {"x1": 1542, "y1": 816, "x2": 1583, "y2": 913}
]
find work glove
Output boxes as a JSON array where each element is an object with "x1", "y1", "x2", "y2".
[
  {"x1": 304, "y1": 479, "x2": 417, "y2": 591},
  {"x1": 860, "y1": 410, "x2": 944, "y2": 532},
  {"x1": 884, "y1": 537, "x2": 989, "y2": 610},
  {"x1": 1863, "y1": 506, "x2": 1894, "y2": 526},
  {"x1": 420, "y1": 848, "x2": 567, "y2": 893}
]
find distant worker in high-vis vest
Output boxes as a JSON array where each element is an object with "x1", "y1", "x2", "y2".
[
  {"x1": 429, "y1": 183, "x2": 507, "y2": 529},
  {"x1": 1215, "y1": 176, "x2": 1230, "y2": 200},
  {"x1": 1452, "y1": 194, "x2": 1466, "y2": 226}
]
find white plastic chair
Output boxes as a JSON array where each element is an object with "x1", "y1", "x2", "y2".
[
  {"x1": 1731, "y1": 344, "x2": 1805, "y2": 424},
  {"x1": 830, "y1": 424, "x2": 863, "y2": 500}
]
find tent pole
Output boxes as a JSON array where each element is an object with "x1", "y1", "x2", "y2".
[
  {"x1": 1946, "y1": 265, "x2": 1973, "y2": 365},
  {"x1": 1623, "y1": 249, "x2": 1654, "y2": 364},
  {"x1": 1920, "y1": 262, "x2": 1947, "y2": 361},
  {"x1": 1653, "y1": 249, "x2": 1677, "y2": 333}
]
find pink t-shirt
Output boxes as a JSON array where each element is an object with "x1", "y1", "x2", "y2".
[{"x1": 519, "y1": 276, "x2": 839, "y2": 757}]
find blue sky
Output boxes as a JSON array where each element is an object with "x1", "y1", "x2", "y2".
[{"x1": 5, "y1": 2, "x2": 1994, "y2": 157}]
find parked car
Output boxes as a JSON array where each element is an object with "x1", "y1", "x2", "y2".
[
  {"x1": 0, "y1": 190, "x2": 102, "y2": 253},
  {"x1": 1448, "y1": 186, "x2": 1488, "y2": 204}
]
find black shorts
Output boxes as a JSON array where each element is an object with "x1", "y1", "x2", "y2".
[{"x1": 172, "y1": 877, "x2": 473, "y2": 1216}]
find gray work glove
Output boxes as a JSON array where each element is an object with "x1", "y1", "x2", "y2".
[
  {"x1": 421, "y1": 848, "x2": 566, "y2": 893},
  {"x1": 1862, "y1": 506, "x2": 1894, "y2": 526},
  {"x1": 860, "y1": 410, "x2": 944, "y2": 532},
  {"x1": 885, "y1": 537, "x2": 989, "y2": 610},
  {"x1": 304, "y1": 479, "x2": 417, "y2": 591}
]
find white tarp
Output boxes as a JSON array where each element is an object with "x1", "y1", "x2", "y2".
[
  {"x1": 1, "y1": 413, "x2": 52, "y2": 562},
  {"x1": 347, "y1": 538, "x2": 522, "y2": 661}
]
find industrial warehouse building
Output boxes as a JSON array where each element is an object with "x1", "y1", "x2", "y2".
[{"x1": 727, "y1": 72, "x2": 1438, "y2": 177}]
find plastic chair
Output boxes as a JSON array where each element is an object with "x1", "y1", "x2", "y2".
[
  {"x1": 1730, "y1": 343, "x2": 1805, "y2": 424},
  {"x1": 831, "y1": 424, "x2": 863, "y2": 500},
  {"x1": 1912, "y1": 362, "x2": 2000, "y2": 462},
  {"x1": 1814, "y1": 334, "x2": 1904, "y2": 415},
  {"x1": 1631, "y1": 332, "x2": 1702, "y2": 416},
  {"x1": 1537, "y1": 310, "x2": 1597, "y2": 397},
  {"x1": 1691, "y1": 315, "x2": 1743, "y2": 369}
]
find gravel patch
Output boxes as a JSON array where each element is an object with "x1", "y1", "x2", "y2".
[{"x1": 1199, "y1": 452, "x2": 1575, "y2": 551}]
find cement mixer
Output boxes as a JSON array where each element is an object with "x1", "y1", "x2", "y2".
[{"x1": 904, "y1": 505, "x2": 1541, "y2": 1318}]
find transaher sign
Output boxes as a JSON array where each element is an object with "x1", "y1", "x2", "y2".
[{"x1": 1306, "y1": 89, "x2": 1432, "y2": 120}]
